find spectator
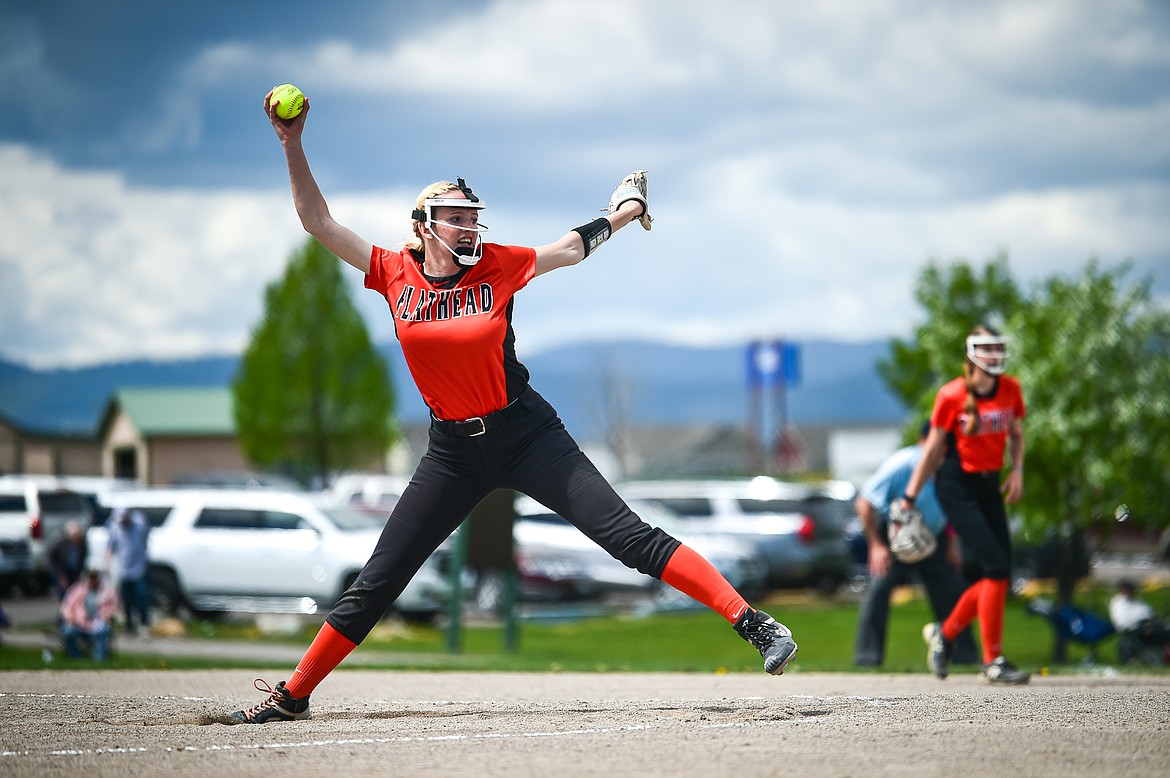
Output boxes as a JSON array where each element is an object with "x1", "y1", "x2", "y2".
[
  {"x1": 853, "y1": 422, "x2": 978, "y2": 667},
  {"x1": 47, "y1": 520, "x2": 88, "y2": 600},
  {"x1": 1109, "y1": 579, "x2": 1170, "y2": 665},
  {"x1": 60, "y1": 567, "x2": 119, "y2": 660},
  {"x1": 106, "y1": 507, "x2": 151, "y2": 636}
]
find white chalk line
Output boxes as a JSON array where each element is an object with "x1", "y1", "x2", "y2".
[
  {"x1": 1, "y1": 722, "x2": 782, "y2": 760},
  {"x1": 0, "y1": 692, "x2": 215, "y2": 702},
  {"x1": 1, "y1": 692, "x2": 854, "y2": 761}
]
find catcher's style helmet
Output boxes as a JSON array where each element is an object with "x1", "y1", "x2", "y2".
[
  {"x1": 966, "y1": 333, "x2": 1009, "y2": 376},
  {"x1": 412, "y1": 178, "x2": 489, "y2": 267}
]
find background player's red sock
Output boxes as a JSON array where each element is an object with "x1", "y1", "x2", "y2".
[
  {"x1": 659, "y1": 543, "x2": 749, "y2": 623},
  {"x1": 285, "y1": 621, "x2": 357, "y2": 698},
  {"x1": 977, "y1": 578, "x2": 1009, "y2": 663},
  {"x1": 942, "y1": 579, "x2": 984, "y2": 642}
]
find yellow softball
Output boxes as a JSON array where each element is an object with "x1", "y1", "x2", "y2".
[{"x1": 270, "y1": 83, "x2": 305, "y2": 120}]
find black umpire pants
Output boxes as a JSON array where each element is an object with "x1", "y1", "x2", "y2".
[
  {"x1": 326, "y1": 386, "x2": 681, "y2": 645},
  {"x1": 852, "y1": 536, "x2": 978, "y2": 666}
]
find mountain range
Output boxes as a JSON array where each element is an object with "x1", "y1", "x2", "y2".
[{"x1": 0, "y1": 339, "x2": 909, "y2": 441}]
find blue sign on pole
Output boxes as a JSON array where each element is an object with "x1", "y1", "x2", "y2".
[
  {"x1": 782, "y1": 341, "x2": 801, "y2": 388},
  {"x1": 747, "y1": 340, "x2": 800, "y2": 388},
  {"x1": 747, "y1": 340, "x2": 778, "y2": 387}
]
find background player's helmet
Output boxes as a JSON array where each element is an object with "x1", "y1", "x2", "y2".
[
  {"x1": 411, "y1": 178, "x2": 488, "y2": 267},
  {"x1": 966, "y1": 333, "x2": 1009, "y2": 375}
]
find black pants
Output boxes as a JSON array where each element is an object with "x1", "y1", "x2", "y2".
[
  {"x1": 326, "y1": 387, "x2": 680, "y2": 644},
  {"x1": 853, "y1": 537, "x2": 978, "y2": 666},
  {"x1": 934, "y1": 456, "x2": 1012, "y2": 580}
]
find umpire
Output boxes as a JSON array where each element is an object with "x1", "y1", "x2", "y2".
[{"x1": 853, "y1": 423, "x2": 977, "y2": 667}]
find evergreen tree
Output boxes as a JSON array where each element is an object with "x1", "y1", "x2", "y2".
[{"x1": 233, "y1": 237, "x2": 396, "y2": 484}]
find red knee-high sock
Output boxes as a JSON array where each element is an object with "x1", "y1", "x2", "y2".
[
  {"x1": 942, "y1": 579, "x2": 984, "y2": 641},
  {"x1": 659, "y1": 544, "x2": 749, "y2": 623},
  {"x1": 285, "y1": 621, "x2": 358, "y2": 698},
  {"x1": 976, "y1": 578, "x2": 1009, "y2": 664}
]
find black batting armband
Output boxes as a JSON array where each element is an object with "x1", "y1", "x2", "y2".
[{"x1": 573, "y1": 217, "x2": 612, "y2": 258}]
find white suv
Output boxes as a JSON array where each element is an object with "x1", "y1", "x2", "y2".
[
  {"x1": 89, "y1": 489, "x2": 451, "y2": 623},
  {"x1": 617, "y1": 477, "x2": 854, "y2": 592}
]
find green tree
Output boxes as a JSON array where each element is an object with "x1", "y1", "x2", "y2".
[
  {"x1": 878, "y1": 252, "x2": 1023, "y2": 427},
  {"x1": 1008, "y1": 261, "x2": 1170, "y2": 533},
  {"x1": 879, "y1": 256, "x2": 1170, "y2": 533},
  {"x1": 233, "y1": 237, "x2": 396, "y2": 484},
  {"x1": 882, "y1": 256, "x2": 1170, "y2": 663}
]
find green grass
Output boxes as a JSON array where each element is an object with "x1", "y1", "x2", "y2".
[{"x1": 3, "y1": 581, "x2": 1167, "y2": 675}]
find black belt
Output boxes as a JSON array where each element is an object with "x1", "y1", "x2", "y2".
[{"x1": 430, "y1": 394, "x2": 529, "y2": 437}]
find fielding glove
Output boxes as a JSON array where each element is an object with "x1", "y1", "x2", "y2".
[
  {"x1": 606, "y1": 170, "x2": 652, "y2": 230},
  {"x1": 887, "y1": 500, "x2": 938, "y2": 564}
]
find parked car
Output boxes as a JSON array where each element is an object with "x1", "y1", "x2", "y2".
[
  {"x1": 617, "y1": 476, "x2": 853, "y2": 592},
  {"x1": 1011, "y1": 523, "x2": 1091, "y2": 586},
  {"x1": 169, "y1": 470, "x2": 308, "y2": 491},
  {"x1": 88, "y1": 489, "x2": 451, "y2": 623},
  {"x1": 0, "y1": 536, "x2": 34, "y2": 596},
  {"x1": 473, "y1": 496, "x2": 767, "y2": 612},
  {"x1": 0, "y1": 482, "x2": 38, "y2": 595},
  {"x1": 626, "y1": 499, "x2": 769, "y2": 600},
  {"x1": 329, "y1": 473, "x2": 410, "y2": 517},
  {"x1": 26, "y1": 474, "x2": 139, "y2": 526},
  {"x1": 0, "y1": 475, "x2": 96, "y2": 592}
]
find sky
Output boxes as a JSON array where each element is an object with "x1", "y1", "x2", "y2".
[{"x1": 1, "y1": 0, "x2": 1168, "y2": 369}]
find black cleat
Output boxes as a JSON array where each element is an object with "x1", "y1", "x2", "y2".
[
  {"x1": 981, "y1": 656, "x2": 1031, "y2": 685},
  {"x1": 228, "y1": 679, "x2": 311, "y2": 724},
  {"x1": 734, "y1": 608, "x2": 798, "y2": 675},
  {"x1": 922, "y1": 622, "x2": 952, "y2": 679}
]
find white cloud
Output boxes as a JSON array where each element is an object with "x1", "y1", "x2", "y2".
[
  {"x1": 3, "y1": 124, "x2": 1166, "y2": 368},
  {"x1": 0, "y1": 144, "x2": 407, "y2": 367},
  {"x1": 1, "y1": 0, "x2": 1167, "y2": 368}
]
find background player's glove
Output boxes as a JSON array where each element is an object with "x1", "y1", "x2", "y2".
[
  {"x1": 606, "y1": 170, "x2": 652, "y2": 230},
  {"x1": 887, "y1": 500, "x2": 937, "y2": 564}
]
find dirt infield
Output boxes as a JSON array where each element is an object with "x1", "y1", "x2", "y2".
[{"x1": 2, "y1": 669, "x2": 1168, "y2": 777}]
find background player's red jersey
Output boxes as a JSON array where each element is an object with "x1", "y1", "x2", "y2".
[{"x1": 930, "y1": 375, "x2": 1026, "y2": 473}]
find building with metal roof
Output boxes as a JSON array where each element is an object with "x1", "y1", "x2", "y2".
[{"x1": 97, "y1": 387, "x2": 247, "y2": 486}]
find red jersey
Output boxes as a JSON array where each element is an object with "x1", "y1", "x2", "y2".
[
  {"x1": 365, "y1": 243, "x2": 537, "y2": 421},
  {"x1": 930, "y1": 375, "x2": 1026, "y2": 473}
]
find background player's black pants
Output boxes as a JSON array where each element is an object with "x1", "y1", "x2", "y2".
[
  {"x1": 934, "y1": 456, "x2": 1012, "y2": 581},
  {"x1": 327, "y1": 387, "x2": 680, "y2": 645}
]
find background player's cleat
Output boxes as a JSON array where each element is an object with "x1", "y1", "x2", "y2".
[
  {"x1": 229, "y1": 679, "x2": 311, "y2": 723},
  {"x1": 734, "y1": 608, "x2": 798, "y2": 674},
  {"x1": 922, "y1": 622, "x2": 952, "y2": 679},
  {"x1": 981, "y1": 656, "x2": 1031, "y2": 685}
]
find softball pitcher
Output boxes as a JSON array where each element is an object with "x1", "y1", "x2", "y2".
[{"x1": 228, "y1": 89, "x2": 798, "y2": 724}]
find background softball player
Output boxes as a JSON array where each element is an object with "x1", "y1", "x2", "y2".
[
  {"x1": 229, "y1": 88, "x2": 799, "y2": 724},
  {"x1": 899, "y1": 325, "x2": 1030, "y2": 685}
]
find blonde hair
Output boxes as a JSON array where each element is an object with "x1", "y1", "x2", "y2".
[
  {"x1": 961, "y1": 324, "x2": 1000, "y2": 435},
  {"x1": 405, "y1": 181, "x2": 463, "y2": 252}
]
